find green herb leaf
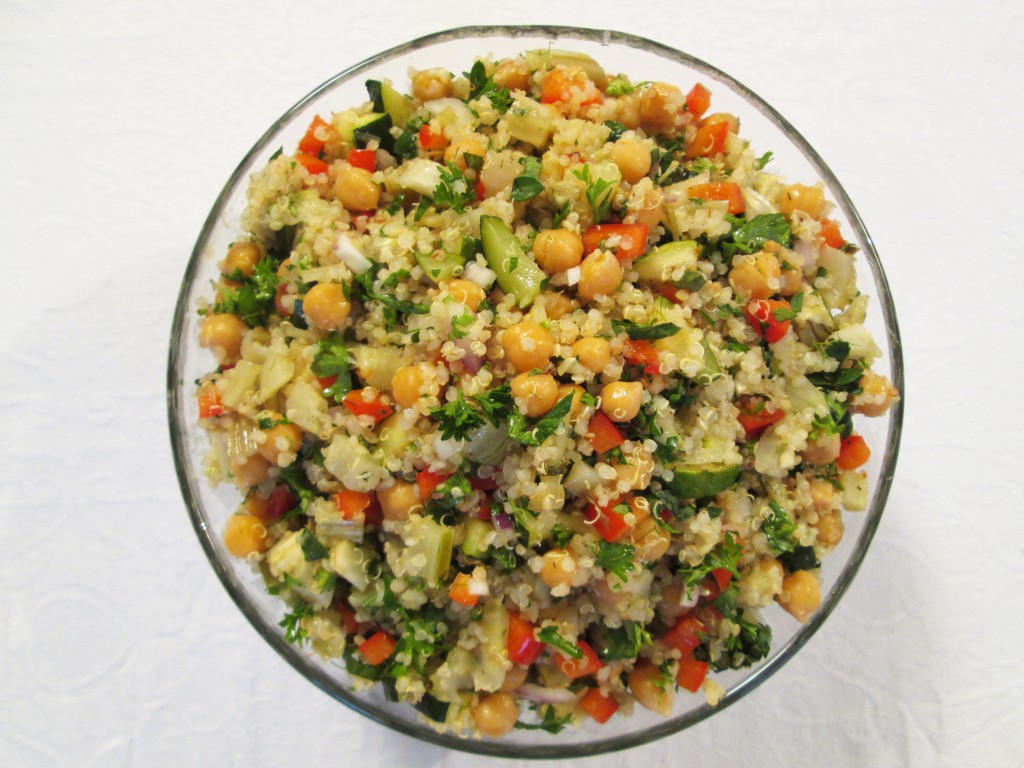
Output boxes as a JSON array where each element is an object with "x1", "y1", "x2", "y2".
[
  {"x1": 778, "y1": 544, "x2": 821, "y2": 572},
  {"x1": 595, "y1": 621, "x2": 652, "y2": 661},
  {"x1": 430, "y1": 390, "x2": 486, "y2": 441},
  {"x1": 514, "y1": 704, "x2": 573, "y2": 734},
  {"x1": 549, "y1": 524, "x2": 574, "y2": 548},
  {"x1": 279, "y1": 602, "x2": 314, "y2": 645},
  {"x1": 572, "y1": 164, "x2": 616, "y2": 224},
  {"x1": 311, "y1": 334, "x2": 353, "y2": 399},
  {"x1": 433, "y1": 162, "x2": 477, "y2": 213},
  {"x1": 507, "y1": 392, "x2": 573, "y2": 446},
  {"x1": 611, "y1": 319, "x2": 681, "y2": 340},
  {"x1": 464, "y1": 60, "x2": 512, "y2": 113},
  {"x1": 300, "y1": 529, "x2": 330, "y2": 561},
  {"x1": 604, "y1": 120, "x2": 627, "y2": 142},
  {"x1": 552, "y1": 199, "x2": 573, "y2": 228},
  {"x1": 537, "y1": 626, "x2": 583, "y2": 659},
  {"x1": 728, "y1": 213, "x2": 792, "y2": 254},
  {"x1": 594, "y1": 540, "x2": 635, "y2": 583},
  {"x1": 678, "y1": 532, "x2": 742, "y2": 588},
  {"x1": 755, "y1": 150, "x2": 774, "y2": 169},
  {"x1": 473, "y1": 383, "x2": 514, "y2": 426},
  {"x1": 762, "y1": 501, "x2": 797, "y2": 556}
]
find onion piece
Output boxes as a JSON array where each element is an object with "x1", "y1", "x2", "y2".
[
  {"x1": 462, "y1": 260, "x2": 497, "y2": 290},
  {"x1": 493, "y1": 513, "x2": 514, "y2": 530},
  {"x1": 433, "y1": 433, "x2": 463, "y2": 461},
  {"x1": 334, "y1": 233, "x2": 372, "y2": 274},
  {"x1": 514, "y1": 684, "x2": 577, "y2": 705},
  {"x1": 565, "y1": 266, "x2": 581, "y2": 286}
]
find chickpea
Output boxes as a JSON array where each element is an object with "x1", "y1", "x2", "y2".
[
  {"x1": 809, "y1": 478, "x2": 837, "y2": 512},
  {"x1": 472, "y1": 692, "x2": 519, "y2": 737},
  {"x1": 334, "y1": 165, "x2": 381, "y2": 211},
  {"x1": 493, "y1": 59, "x2": 530, "y2": 92},
  {"x1": 639, "y1": 82, "x2": 686, "y2": 134},
  {"x1": 815, "y1": 510, "x2": 845, "y2": 548},
  {"x1": 631, "y1": 183, "x2": 665, "y2": 229},
  {"x1": 611, "y1": 138, "x2": 652, "y2": 184},
  {"x1": 411, "y1": 68, "x2": 453, "y2": 101},
  {"x1": 777, "y1": 570, "x2": 822, "y2": 623},
  {"x1": 629, "y1": 659, "x2": 675, "y2": 716},
  {"x1": 302, "y1": 282, "x2": 351, "y2": 331},
  {"x1": 539, "y1": 548, "x2": 580, "y2": 590},
  {"x1": 223, "y1": 513, "x2": 268, "y2": 558},
  {"x1": 391, "y1": 362, "x2": 433, "y2": 408},
  {"x1": 511, "y1": 372, "x2": 559, "y2": 417},
  {"x1": 377, "y1": 480, "x2": 422, "y2": 522},
  {"x1": 630, "y1": 517, "x2": 670, "y2": 562},
  {"x1": 802, "y1": 432, "x2": 840, "y2": 465},
  {"x1": 199, "y1": 313, "x2": 248, "y2": 365},
  {"x1": 257, "y1": 421, "x2": 302, "y2": 466},
  {"x1": 779, "y1": 184, "x2": 826, "y2": 219},
  {"x1": 572, "y1": 336, "x2": 612, "y2": 374},
  {"x1": 578, "y1": 249, "x2": 624, "y2": 301},
  {"x1": 533, "y1": 229, "x2": 584, "y2": 273},
  {"x1": 850, "y1": 370, "x2": 899, "y2": 417},
  {"x1": 502, "y1": 321, "x2": 555, "y2": 372},
  {"x1": 614, "y1": 453, "x2": 655, "y2": 492},
  {"x1": 614, "y1": 92, "x2": 643, "y2": 131},
  {"x1": 601, "y1": 381, "x2": 643, "y2": 423},
  {"x1": 557, "y1": 384, "x2": 587, "y2": 418},
  {"x1": 728, "y1": 250, "x2": 781, "y2": 300},
  {"x1": 220, "y1": 242, "x2": 261, "y2": 278},
  {"x1": 444, "y1": 278, "x2": 485, "y2": 311},
  {"x1": 764, "y1": 241, "x2": 803, "y2": 296},
  {"x1": 700, "y1": 112, "x2": 740, "y2": 134},
  {"x1": 231, "y1": 453, "x2": 271, "y2": 490},
  {"x1": 499, "y1": 663, "x2": 529, "y2": 692},
  {"x1": 543, "y1": 292, "x2": 574, "y2": 320},
  {"x1": 444, "y1": 135, "x2": 487, "y2": 172}
]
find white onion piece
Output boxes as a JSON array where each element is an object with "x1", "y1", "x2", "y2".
[
  {"x1": 334, "y1": 233, "x2": 372, "y2": 274},
  {"x1": 793, "y1": 237, "x2": 817, "y2": 273},
  {"x1": 462, "y1": 260, "x2": 497, "y2": 289},
  {"x1": 514, "y1": 684, "x2": 577, "y2": 705},
  {"x1": 433, "y1": 433, "x2": 463, "y2": 460},
  {"x1": 565, "y1": 266, "x2": 581, "y2": 286}
]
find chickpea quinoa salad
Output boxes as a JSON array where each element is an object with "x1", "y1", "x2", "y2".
[{"x1": 195, "y1": 48, "x2": 899, "y2": 738}]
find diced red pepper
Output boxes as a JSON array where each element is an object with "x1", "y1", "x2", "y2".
[
  {"x1": 470, "y1": 476, "x2": 498, "y2": 491},
  {"x1": 586, "y1": 495, "x2": 633, "y2": 543},
  {"x1": 198, "y1": 382, "x2": 225, "y2": 418},
  {"x1": 316, "y1": 373, "x2": 339, "y2": 392},
  {"x1": 416, "y1": 469, "x2": 451, "y2": 502},
  {"x1": 334, "y1": 489, "x2": 375, "y2": 521},
  {"x1": 837, "y1": 434, "x2": 871, "y2": 470},
  {"x1": 476, "y1": 494, "x2": 494, "y2": 521},
  {"x1": 711, "y1": 568, "x2": 733, "y2": 593},
  {"x1": 587, "y1": 412, "x2": 625, "y2": 454},
  {"x1": 684, "y1": 120, "x2": 729, "y2": 158},
  {"x1": 298, "y1": 115, "x2": 328, "y2": 157},
  {"x1": 676, "y1": 654, "x2": 709, "y2": 693},
  {"x1": 358, "y1": 630, "x2": 396, "y2": 665},
  {"x1": 581, "y1": 223, "x2": 649, "y2": 261},
  {"x1": 663, "y1": 614, "x2": 705, "y2": 656},
  {"x1": 507, "y1": 612, "x2": 544, "y2": 666},
  {"x1": 296, "y1": 152, "x2": 329, "y2": 175},
  {"x1": 418, "y1": 124, "x2": 447, "y2": 150},
  {"x1": 342, "y1": 389, "x2": 394, "y2": 423},
  {"x1": 657, "y1": 284, "x2": 685, "y2": 304},
  {"x1": 475, "y1": 179, "x2": 486, "y2": 201},
  {"x1": 623, "y1": 338, "x2": 661, "y2": 375},
  {"x1": 685, "y1": 83, "x2": 712, "y2": 120},
  {"x1": 579, "y1": 688, "x2": 619, "y2": 724},
  {"x1": 819, "y1": 218, "x2": 846, "y2": 249},
  {"x1": 687, "y1": 182, "x2": 745, "y2": 215},
  {"x1": 737, "y1": 404, "x2": 785, "y2": 438},
  {"x1": 556, "y1": 640, "x2": 603, "y2": 680},
  {"x1": 448, "y1": 573, "x2": 479, "y2": 607},
  {"x1": 346, "y1": 148, "x2": 376, "y2": 172},
  {"x1": 333, "y1": 599, "x2": 362, "y2": 636},
  {"x1": 744, "y1": 299, "x2": 792, "y2": 344}
]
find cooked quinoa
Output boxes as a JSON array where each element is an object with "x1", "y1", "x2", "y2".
[{"x1": 196, "y1": 48, "x2": 899, "y2": 737}]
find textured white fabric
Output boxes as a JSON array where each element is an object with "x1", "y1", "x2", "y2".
[{"x1": 2, "y1": 1, "x2": 1022, "y2": 766}]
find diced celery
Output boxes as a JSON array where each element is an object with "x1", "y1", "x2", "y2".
[
  {"x1": 503, "y1": 96, "x2": 555, "y2": 148},
  {"x1": 461, "y1": 519, "x2": 492, "y2": 559},
  {"x1": 350, "y1": 345, "x2": 403, "y2": 390},
  {"x1": 413, "y1": 516, "x2": 454, "y2": 586},
  {"x1": 375, "y1": 412, "x2": 411, "y2": 463},
  {"x1": 285, "y1": 379, "x2": 329, "y2": 435},
  {"x1": 479, "y1": 215, "x2": 545, "y2": 307},
  {"x1": 311, "y1": 497, "x2": 364, "y2": 543},
  {"x1": 634, "y1": 240, "x2": 700, "y2": 282},
  {"x1": 465, "y1": 420, "x2": 516, "y2": 464},
  {"x1": 330, "y1": 539, "x2": 371, "y2": 591}
]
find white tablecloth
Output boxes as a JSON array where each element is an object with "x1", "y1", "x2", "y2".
[{"x1": 2, "y1": 1, "x2": 1021, "y2": 765}]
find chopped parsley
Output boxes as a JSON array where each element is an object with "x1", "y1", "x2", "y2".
[
  {"x1": 300, "y1": 529, "x2": 330, "y2": 561},
  {"x1": 762, "y1": 501, "x2": 797, "y2": 556},
  {"x1": 755, "y1": 150, "x2": 774, "y2": 169},
  {"x1": 310, "y1": 334, "x2": 353, "y2": 400},
  {"x1": 351, "y1": 261, "x2": 429, "y2": 331},
  {"x1": 432, "y1": 163, "x2": 477, "y2": 213},
  {"x1": 464, "y1": 60, "x2": 512, "y2": 113},
  {"x1": 279, "y1": 601, "x2": 314, "y2": 645},
  {"x1": 549, "y1": 524, "x2": 574, "y2": 548},
  {"x1": 507, "y1": 392, "x2": 573, "y2": 446},
  {"x1": 723, "y1": 214, "x2": 792, "y2": 258},
  {"x1": 779, "y1": 545, "x2": 821, "y2": 572},
  {"x1": 595, "y1": 621, "x2": 652, "y2": 661},
  {"x1": 473, "y1": 383, "x2": 514, "y2": 425},
  {"x1": 552, "y1": 199, "x2": 573, "y2": 228},
  {"x1": 611, "y1": 319, "x2": 681, "y2": 340},
  {"x1": 510, "y1": 156, "x2": 545, "y2": 202},
  {"x1": 678, "y1": 532, "x2": 742, "y2": 588},
  {"x1": 430, "y1": 390, "x2": 486, "y2": 441},
  {"x1": 604, "y1": 120, "x2": 627, "y2": 142},
  {"x1": 572, "y1": 163, "x2": 616, "y2": 223},
  {"x1": 537, "y1": 626, "x2": 583, "y2": 659},
  {"x1": 514, "y1": 704, "x2": 573, "y2": 734},
  {"x1": 594, "y1": 540, "x2": 635, "y2": 583}
]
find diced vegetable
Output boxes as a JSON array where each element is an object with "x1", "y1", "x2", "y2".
[
  {"x1": 587, "y1": 412, "x2": 625, "y2": 453},
  {"x1": 663, "y1": 614, "x2": 704, "y2": 655},
  {"x1": 579, "y1": 688, "x2": 619, "y2": 724},
  {"x1": 623, "y1": 339, "x2": 661, "y2": 375},
  {"x1": 581, "y1": 223, "x2": 649, "y2": 261},
  {"x1": 416, "y1": 469, "x2": 451, "y2": 501},
  {"x1": 415, "y1": 248, "x2": 466, "y2": 283},
  {"x1": 819, "y1": 218, "x2": 845, "y2": 249},
  {"x1": 346, "y1": 148, "x2": 376, "y2": 172},
  {"x1": 448, "y1": 572, "x2": 480, "y2": 606},
  {"x1": 737, "y1": 404, "x2": 785, "y2": 438},
  {"x1": 665, "y1": 462, "x2": 743, "y2": 499},
  {"x1": 503, "y1": 95, "x2": 555, "y2": 147},
  {"x1": 555, "y1": 639, "x2": 603, "y2": 679},
  {"x1": 685, "y1": 83, "x2": 711, "y2": 120},
  {"x1": 507, "y1": 611, "x2": 544, "y2": 666},
  {"x1": 218, "y1": 360, "x2": 260, "y2": 409},
  {"x1": 586, "y1": 496, "x2": 631, "y2": 543},
  {"x1": 359, "y1": 630, "x2": 396, "y2": 665},
  {"x1": 685, "y1": 120, "x2": 729, "y2": 158},
  {"x1": 688, "y1": 182, "x2": 745, "y2": 215},
  {"x1": 634, "y1": 240, "x2": 700, "y2": 282},
  {"x1": 198, "y1": 382, "x2": 225, "y2": 418},
  {"x1": 479, "y1": 215, "x2": 545, "y2": 307},
  {"x1": 837, "y1": 434, "x2": 871, "y2": 469},
  {"x1": 298, "y1": 115, "x2": 329, "y2": 156},
  {"x1": 342, "y1": 389, "x2": 394, "y2": 423},
  {"x1": 676, "y1": 654, "x2": 709, "y2": 693},
  {"x1": 296, "y1": 152, "x2": 328, "y2": 175},
  {"x1": 745, "y1": 298, "x2": 792, "y2": 344}
]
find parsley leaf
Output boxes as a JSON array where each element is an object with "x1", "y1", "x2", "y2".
[
  {"x1": 310, "y1": 334, "x2": 352, "y2": 400},
  {"x1": 473, "y1": 383, "x2": 514, "y2": 426},
  {"x1": 351, "y1": 261, "x2": 429, "y2": 331},
  {"x1": 762, "y1": 501, "x2": 796, "y2": 556},
  {"x1": 279, "y1": 602, "x2": 314, "y2": 645},
  {"x1": 432, "y1": 162, "x2": 477, "y2": 213},
  {"x1": 727, "y1": 214, "x2": 792, "y2": 255},
  {"x1": 510, "y1": 156, "x2": 545, "y2": 202},
  {"x1": 755, "y1": 150, "x2": 774, "y2": 169},
  {"x1": 430, "y1": 390, "x2": 486, "y2": 441},
  {"x1": 549, "y1": 524, "x2": 574, "y2": 548},
  {"x1": 594, "y1": 540, "x2": 635, "y2": 583},
  {"x1": 604, "y1": 120, "x2": 627, "y2": 142},
  {"x1": 537, "y1": 626, "x2": 583, "y2": 659},
  {"x1": 300, "y1": 529, "x2": 330, "y2": 561},
  {"x1": 572, "y1": 163, "x2": 616, "y2": 223},
  {"x1": 611, "y1": 319, "x2": 681, "y2": 340},
  {"x1": 678, "y1": 532, "x2": 742, "y2": 588},
  {"x1": 595, "y1": 621, "x2": 652, "y2": 661},
  {"x1": 778, "y1": 545, "x2": 821, "y2": 572},
  {"x1": 507, "y1": 392, "x2": 573, "y2": 446},
  {"x1": 464, "y1": 60, "x2": 512, "y2": 114},
  {"x1": 514, "y1": 704, "x2": 573, "y2": 734},
  {"x1": 552, "y1": 200, "x2": 573, "y2": 228},
  {"x1": 277, "y1": 463, "x2": 316, "y2": 520}
]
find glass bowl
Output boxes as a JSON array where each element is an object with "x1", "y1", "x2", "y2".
[{"x1": 167, "y1": 25, "x2": 904, "y2": 758}]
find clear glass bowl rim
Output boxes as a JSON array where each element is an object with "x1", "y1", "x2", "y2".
[{"x1": 167, "y1": 24, "x2": 905, "y2": 759}]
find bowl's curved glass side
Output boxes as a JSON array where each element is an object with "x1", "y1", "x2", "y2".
[{"x1": 168, "y1": 25, "x2": 902, "y2": 758}]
